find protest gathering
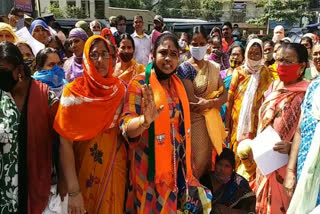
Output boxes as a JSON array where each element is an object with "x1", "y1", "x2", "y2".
[{"x1": 1, "y1": 4, "x2": 320, "y2": 214}]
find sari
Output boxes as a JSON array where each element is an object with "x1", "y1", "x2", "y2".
[
  {"x1": 288, "y1": 81, "x2": 320, "y2": 213},
  {"x1": 54, "y1": 36, "x2": 126, "y2": 213},
  {"x1": 0, "y1": 80, "x2": 58, "y2": 214},
  {"x1": 201, "y1": 172, "x2": 255, "y2": 213},
  {"x1": 120, "y1": 70, "x2": 208, "y2": 213},
  {"x1": 220, "y1": 69, "x2": 232, "y2": 122},
  {"x1": 0, "y1": 22, "x2": 18, "y2": 43},
  {"x1": 229, "y1": 65, "x2": 273, "y2": 158},
  {"x1": 114, "y1": 59, "x2": 145, "y2": 85},
  {"x1": 255, "y1": 80, "x2": 309, "y2": 214},
  {"x1": 296, "y1": 77, "x2": 320, "y2": 205},
  {"x1": 177, "y1": 61, "x2": 226, "y2": 178}
]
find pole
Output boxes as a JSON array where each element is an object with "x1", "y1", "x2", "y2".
[
  {"x1": 37, "y1": 0, "x2": 41, "y2": 17},
  {"x1": 266, "y1": 0, "x2": 271, "y2": 35}
]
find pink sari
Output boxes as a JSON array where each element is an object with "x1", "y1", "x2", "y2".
[{"x1": 255, "y1": 80, "x2": 309, "y2": 214}]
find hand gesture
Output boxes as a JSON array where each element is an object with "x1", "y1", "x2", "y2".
[
  {"x1": 283, "y1": 169, "x2": 296, "y2": 197},
  {"x1": 142, "y1": 84, "x2": 164, "y2": 126},
  {"x1": 68, "y1": 192, "x2": 86, "y2": 214},
  {"x1": 273, "y1": 141, "x2": 291, "y2": 154},
  {"x1": 190, "y1": 98, "x2": 210, "y2": 113}
]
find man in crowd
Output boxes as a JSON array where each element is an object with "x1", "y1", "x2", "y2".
[
  {"x1": 114, "y1": 15, "x2": 127, "y2": 46},
  {"x1": 109, "y1": 16, "x2": 118, "y2": 35},
  {"x1": 8, "y1": 7, "x2": 24, "y2": 31},
  {"x1": 131, "y1": 15, "x2": 151, "y2": 66},
  {"x1": 222, "y1": 21, "x2": 234, "y2": 52}
]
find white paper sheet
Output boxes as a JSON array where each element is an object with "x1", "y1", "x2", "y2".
[
  {"x1": 15, "y1": 27, "x2": 45, "y2": 56},
  {"x1": 250, "y1": 126, "x2": 289, "y2": 176}
]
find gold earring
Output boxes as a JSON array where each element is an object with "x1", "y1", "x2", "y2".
[{"x1": 18, "y1": 74, "x2": 22, "y2": 82}]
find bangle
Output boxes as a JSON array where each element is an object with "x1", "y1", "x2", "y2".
[
  {"x1": 68, "y1": 189, "x2": 81, "y2": 197},
  {"x1": 139, "y1": 116, "x2": 150, "y2": 129}
]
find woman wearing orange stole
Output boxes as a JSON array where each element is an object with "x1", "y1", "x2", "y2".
[
  {"x1": 54, "y1": 35, "x2": 126, "y2": 214},
  {"x1": 120, "y1": 33, "x2": 211, "y2": 213},
  {"x1": 113, "y1": 33, "x2": 145, "y2": 85}
]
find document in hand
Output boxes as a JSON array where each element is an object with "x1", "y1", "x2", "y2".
[
  {"x1": 15, "y1": 27, "x2": 45, "y2": 56},
  {"x1": 250, "y1": 126, "x2": 289, "y2": 176}
]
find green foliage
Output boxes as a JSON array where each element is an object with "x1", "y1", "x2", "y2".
[
  {"x1": 249, "y1": 0, "x2": 314, "y2": 26},
  {"x1": 109, "y1": 0, "x2": 143, "y2": 9},
  {"x1": 47, "y1": 3, "x2": 64, "y2": 18}
]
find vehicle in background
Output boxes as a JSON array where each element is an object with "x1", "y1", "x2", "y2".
[
  {"x1": 171, "y1": 22, "x2": 223, "y2": 35},
  {"x1": 287, "y1": 28, "x2": 309, "y2": 43}
]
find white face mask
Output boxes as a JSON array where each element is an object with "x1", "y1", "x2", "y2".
[
  {"x1": 247, "y1": 58, "x2": 261, "y2": 70},
  {"x1": 189, "y1": 45, "x2": 207, "y2": 61},
  {"x1": 93, "y1": 31, "x2": 100, "y2": 35},
  {"x1": 179, "y1": 40, "x2": 187, "y2": 50}
]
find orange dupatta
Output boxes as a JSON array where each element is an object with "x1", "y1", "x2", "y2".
[
  {"x1": 54, "y1": 35, "x2": 125, "y2": 141},
  {"x1": 149, "y1": 71, "x2": 194, "y2": 186}
]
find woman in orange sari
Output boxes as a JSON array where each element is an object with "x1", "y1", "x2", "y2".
[
  {"x1": 54, "y1": 35, "x2": 126, "y2": 214},
  {"x1": 255, "y1": 43, "x2": 309, "y2": 213},
  {"x1": 113, "y1": 33, "x2": 145, "y2": 85}
]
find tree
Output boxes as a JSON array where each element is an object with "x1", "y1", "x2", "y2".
[
  {"x1": 47, "y1": 3, "x2": 65, "y2": 18},
  {"x1": 249, "y1": 0, "x2": 314, "y2": 26}
]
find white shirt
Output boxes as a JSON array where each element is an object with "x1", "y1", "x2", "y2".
[{"x1": 131, "y1": 31, "x2": 152, "y2": 66}]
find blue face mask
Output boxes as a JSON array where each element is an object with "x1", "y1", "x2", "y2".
[
  {"x1": 58, "y1": 50, "x2": 64, "y2": 60},
  {"x1": 34, "y1": 65, "x2": 66, "y2": 87},
  {"x1": 16, "y1": 18, "x2": 24, "y2": 30}
]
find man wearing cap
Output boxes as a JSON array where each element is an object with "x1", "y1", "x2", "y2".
[
  {"x1": 8, "y1": 7, "x2": 24, "y2": 31},
  {"x1": 75, "y1": 20, "x2": 92, "y2": 36},
  {"x1": 131, "y1": 15, "x2": 151, "y2": 66},
  {"x1": 154, "y1": 15, "x2": 164, "y2": 32}
]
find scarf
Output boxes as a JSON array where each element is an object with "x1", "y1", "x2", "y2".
[
  {"x1": 288, "y1": 85, "x2": 320, "y2": 214},
  {"x1": 54, "y1": 35, "x2": 125, "y2": 141},
  {"x1": 0, "y1": 22, "x2": 18, "y2": 43},
  {"x1": 69, "y1": 27, "x2": 88, "y2": 41},
  {"x1": 68, "y1": 56, "x2": 84, "y2": 81},
  {"x1": 29, "y1": 20, "x2": 50, "y2": 35},
  {"x1": 101, "y1": 28, "x2": 116, "y2": 46},
  {"x1": 237, "y1": 39, "x2": 264, "y2": 141},
  {"x1": 145, "y1": 63, "x2": 194, "y2": 187},
  {"x1": 32, "y1": 65, "x2": 67, "y2": 97}
]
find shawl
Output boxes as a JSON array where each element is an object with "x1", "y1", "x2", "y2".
[
  {"x1": 54, "y1": 35, "x2": 125, "y2": 141},
  {"x1": 0, "y1": 22, "x2": 18, "y2": 43},
  {"x1": 29, "y1": 20, "x2": 50, "y2": 35},
  {"x1": 101, "y1": 28, "x2": 116, "y2": 46}
]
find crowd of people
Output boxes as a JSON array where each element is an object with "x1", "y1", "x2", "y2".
[{"x1": 0, "y1": 6, "x2": 320, "y2": 214}]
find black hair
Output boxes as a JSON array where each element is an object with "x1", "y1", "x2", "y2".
[
  {"x1": 134, "y1": 15, "x2": 143, "y2": 22},
  {"x1": 223, "y1": 22, "x2": 232, "y2": 30},
  {"x1": 153, "y1": 33, "x2": 179, "y2": 58},
  {"x1": 0, "y1": 41, "x2": 30, "y2": 76},
  {"x1": 117, "y1": 33, "x2": 135, "y2": 50},
  {"x1": 46, "y1": 36, "x2": 63, "y2": 50},
  {"x1": 35, "y1": 47, "x2": 59, "y2": 70},
  {"x1": 228, "y1": 42, "x2": 245, "y2": 59},
  {"x1": 192, "y1": 26, "x2": 207, "y2": 41},
  {"x1": 301, "y1": 36, "x2": 313, "y2": 49},
  {"x1": 216, "y1": 148, "x2": 236, "y2": 169},
  {"x1": 9, "y1": 7, "x2": 24, "y2": 16},
  {"x1": 234, "y1": 24, "x2": 239, "y2": 28},
  {"x1": 116, "y1": 15, "x2": 126, "y2": 23},
  {"x1": 63, "y1": 39, "x2": 73, "y2": 58},
  {"x1": 280, "y1": 43, "x2": 308, "y2": 64},
  {"x1": 210, "y1": 27, "x2": 222, "y2": 40},
  {"x1": 263, "y1": 40, "x2": 275, "y2": 48},
  {"x1": 52, "y1": 21, "x2": 61, "y2": 31}
]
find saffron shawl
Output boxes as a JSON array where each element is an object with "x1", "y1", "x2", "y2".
[{"x1": 54, "y1": 35, "x2": 125, "y2": 141}]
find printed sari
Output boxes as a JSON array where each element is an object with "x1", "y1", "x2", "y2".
[
  {"x1": 54, "y1": 36, "x2": 126, "y2": 213},
  {"x1": 177, "y1": 61, "x2": 226, "y2": 178},
  {"x1": 255, "y1": 80, "x2": 309, "y2": 214},
  {"x1": 0, "y1": 80, "x2": 58, "y2": 214},
  {"x1": 115, "y1": 59, "x2": 145, "y2": 85}
]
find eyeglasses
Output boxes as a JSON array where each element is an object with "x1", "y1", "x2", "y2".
[{"x1": 89, "y1": 51, "x2": 110, "y2": 60}]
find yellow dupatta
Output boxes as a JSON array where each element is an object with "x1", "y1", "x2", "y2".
[{"x1": 194, "y1": 61, "x2": 226, "y2": 155}]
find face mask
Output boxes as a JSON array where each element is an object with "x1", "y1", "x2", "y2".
[
  {"x1": 264, "y1": 52, "x2": 273, "y2": 62},
  {"x1": 189, "y1": 45, "x2": 207, "y2": 61},
  {"x1": 93, "y1": 31, "x2": 100, "y2": 35},
  {"x1": 153, "y1": 62, "x2": 175, "y2": 81},
  {"x1": 179, "y1": 40, "x2": 187, "y2": 50},
  {"x1": 58, "y1": 50, "x2": 64, "y2": 60},
  {"x1": 118, "y1": 25, "x2": 126, "y2": 34},
  {"x1": 246, "y1": 58, "x2": 261, "y2": 71},
  {"x1": 229, "y1": 59, "x2": 242, "y2": 69},
  {"x1": 0, "y1": 68, "x2": 18, "y2": 92},
  {"x1": 213, "y1": 171, "x2": 231, "y2": 184},
  {"x1": 119, "y1": 52, "x2": 133, "y2": 63},
  {"x1": 277, "y1": 63, "x2": 301, "y2": 82},
  {"x1": 16, "y1": 18, "x2": 24, "y2": 30}
]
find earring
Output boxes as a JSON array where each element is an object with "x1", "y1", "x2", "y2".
[{"x1": 18, "y1": 74, "x2": 22, "y2": 82}]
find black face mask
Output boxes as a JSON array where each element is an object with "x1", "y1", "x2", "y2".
[
  {"x1": 119, "y1": 52, "x2": 133, "y2": 63},
  {"x1": 0, "y1": 68, "x2": 18, "y2": 92},
  {"x1": 153, "y1": 62, "x2": 175, "y2": 81}
]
